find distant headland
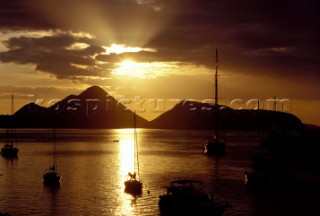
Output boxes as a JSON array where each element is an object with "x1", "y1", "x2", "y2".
[{"x1": 0, "y1": 86, "x2": 305, "y2": 131}]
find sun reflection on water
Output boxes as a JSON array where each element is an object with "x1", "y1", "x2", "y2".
[
  {"x1": 119, "y1": 133, "x2": 135, "y2": 182},
  {"x1": 116, "y1": 128, "x2": 137, "y2": 215}
]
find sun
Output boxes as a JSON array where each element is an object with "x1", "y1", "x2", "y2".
[
  {"x1": 120, "y1": 60, "x2": 138, "y2": 69},
  {"x1": 112, "y1": 59, "x2": 179, "y2": 79},
  {"x1": 113, "y1": 60, "x2": 148, "y2": 78}
]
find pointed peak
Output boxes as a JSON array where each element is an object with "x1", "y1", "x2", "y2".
[
  {"x1": 14, "y1": 102, "x2": 48, "y2": 115},
  {"x1": 79, "y1": 86, "x2": 107, "y2": 98},
  {"x1": 83, "y1": 85, "x2": 106, "y2": 93}
]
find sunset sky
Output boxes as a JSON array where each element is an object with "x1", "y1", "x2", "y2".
[{"x1": 0, "y1": 0, "x2": 319, "y2": 125}]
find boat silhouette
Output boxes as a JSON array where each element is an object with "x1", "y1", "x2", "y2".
[
  {"x1": 159, "y1": 179, "x2": 229, "y2": 215},
  {"x1": 204, "y1": 49, "x2": 226, "y2": 155},
  {"x1": 1, "y1": 95, "x2": 18, "y2": 158},
  {"x1": 43, "y1": 118, "x2": 61, "y2": 186},
  {"x1": 124, "y1": 112, "x2": 143, "y2": 195},
  {"x1": 245, "y1": 100, "x2": 272, "y2": 186}
]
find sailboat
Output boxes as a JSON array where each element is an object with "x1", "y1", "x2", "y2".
[
  {"x1": 1, "y1": 94, "x2": 19, "y2": 158},
  {"x1": 124, "y1": 112, "x2": 142, "y2": 195},
  {"x1": 43, "y1": 125, "x2": 61, "y2": 186},
  {"x1": 1, "y1": 128, "x2": 19, "y2": 158},
  {"x1": 204, "y1": 49, "x2": 226, "y2": 155},
  {"x1": 245, "y1": 100, "x2": 271, "y2": 186}
]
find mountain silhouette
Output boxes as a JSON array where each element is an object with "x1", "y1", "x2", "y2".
[
  {"x1": 0, "y1": 86, "x2": 148, "y2": 128},
  {"x1": 148, "y1": 100, "x2": 304, "y2": 131},
  {"x1": 0, "y1": 86, "x2": 304, "y2": 131}
]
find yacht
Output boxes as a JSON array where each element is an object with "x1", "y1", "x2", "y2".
[{"x1": 159, "y1": 179, "x2": 228, "y2": 215}]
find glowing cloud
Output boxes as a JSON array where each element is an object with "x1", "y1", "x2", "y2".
[
  {"x1": 112, "y1": 60, "x2": 208, "y2": 79},
  {"x1": 104, "y1": 43, "x2": 156, "y2": 55}
]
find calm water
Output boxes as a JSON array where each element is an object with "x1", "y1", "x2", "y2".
[{"x1": 0, "y1": 129, "x2": 319, "y2": 215}]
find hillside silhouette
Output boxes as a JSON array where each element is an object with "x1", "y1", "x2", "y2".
[
  {"x1": 0, "y1": 86, "x2": 148, "y2": 128},
  {"x1": 0, "y1": 86, "x2": 304, "y2": 130},
  {"x1": 148, "y1": 100, "x2": 304, "y2": 131}
]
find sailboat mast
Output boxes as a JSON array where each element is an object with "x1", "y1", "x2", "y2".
[
  {"x1": 215, "y1": 49, "x2": 218, "y2": 107},
  {"x1": 53, "y1": 126, "x2": 57, "y2": 169},
  {"x1": 134, "y1": 112, "x2": 140, "y2": 178},
  {"x1": 52, "y1": 113, "x2": 57, "y2": 170},
  {"x1": 258, "y1": 100, "x2": 261, "y2": 152},
  {"x1": 214, "y1": 49, "x2": 219, "y2": 141},
  {"x1": 10, "y1": 94, "x2": 15, "y2": 145},
  {"x1": 11, "y1": 94, "x2": 14, "y2": 115}
]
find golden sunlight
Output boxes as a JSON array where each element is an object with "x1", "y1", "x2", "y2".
[
  {"x1": 120, "y1": 60, "x2": 139, "y2": 69},
  {"x1": 66, "y1": 42, "x2": 90, "y2": 50},
  {"x1": 117, "y1": 128, "x2": 135, "y2": 185},
  {"x1": 119, "y1": 138, "x2": 135, "y2": 177},
  {"x1": 113, "y1": 60, "x2": 150, "y2": 78},
  {"x1": 104, "y1": 43, "x2": 156, "y2": 55},
  {"x1": 117, "y1": 129, "x2": 136, "y2": 215},
  {"x1": 112, "y1": 61, "x2": 209, "y2": 79}
]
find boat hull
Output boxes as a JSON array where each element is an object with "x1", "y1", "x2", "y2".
[
  {"x1": 159, "y1": 195, "x2": 227, "y2": 216},
  {"x1": 244, "y1": 171, "x2": 268, "y2": 186},
  {"x1": 159, "y1": 179, "x2": 228, "y2": 216},
  {"x1": 204, "y1": 140, "x2": 226, "y2": 155},
  {"x1": 125, "y1": 179, "x2": 142, "y2": 195},
  {"x1": 43, "y1": 171, "x2": 61, "y2": 186},
  {"x1": 1, "y1": 145, "x2": 19, "y2": 158}
]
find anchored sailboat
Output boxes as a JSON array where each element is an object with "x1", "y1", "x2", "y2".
[
  {"x1": 245, "y1": 100, "x2": 271, "y2": 186},
  {"x1": 204, "y1": 49, "x2": 226, "y2": 155},
  {"x1": 124, "y1": 112, "x2": 142, "y2": 195},
  {"x1": 1, "y1": 128, "x2": 19, "y2": 158},
  {"x1": 1, "y1": 94, "x2": 19, "y2": 158},
  {"x1": 43, "y1": 122, "x2": 61, "y2": 186}
]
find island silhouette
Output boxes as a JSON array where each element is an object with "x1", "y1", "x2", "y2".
[{"x1": 0, "y1": 85, "x2": 304, "y2": 131}]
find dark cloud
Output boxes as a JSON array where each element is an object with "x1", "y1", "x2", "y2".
[
  {"x1": 0, "y1": 34, "x2": 106, "y2": 79},
  {"x1": 0, "y1": 0, "x2": 319, "y2": 84},
  {"x1": 0, "y1": 0, "x2": 56, "y2": 30}
]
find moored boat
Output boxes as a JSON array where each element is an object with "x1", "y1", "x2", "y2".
[
  {"x1": 125, "y1": 172, "x2": 142, "y2": 195},
  {"x1": 124, "y1": 112, "x2": 143, "y2": 195},
  {"x1": 43, "y1": 125, "x2": 61, "y2": 186},
  {"x1": 244, "y1": 100, "x2": 272, "y2": 186},
  {"x1": 1, "y1": 144, "x2": 18, "y2": 158},
  {"x1": 159, "y1": 179, "x2": 228, "y2": 215},
  {"x1": 204, "y1": 49, "x2": 226, "y2": 155},
  {"x1": 204, "y1": 139, "x2": 226, "y2": 155},
  {"x1": 1, "y1": 95, "x2": 19, "y2": 158},
  {"x1": 43, "y1": 165, "x2": 61, "y2": 186},
  {"x1": 244, "y1": 170, "x2": 269, "y2": 186}
]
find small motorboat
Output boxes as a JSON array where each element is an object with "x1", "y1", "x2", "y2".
[
  {"x1": 1, "y1": 144, "x2": 18, "y2": 158},
  {"x1": 159, "y1": 179, "x2": 228, "y2": 215}
]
